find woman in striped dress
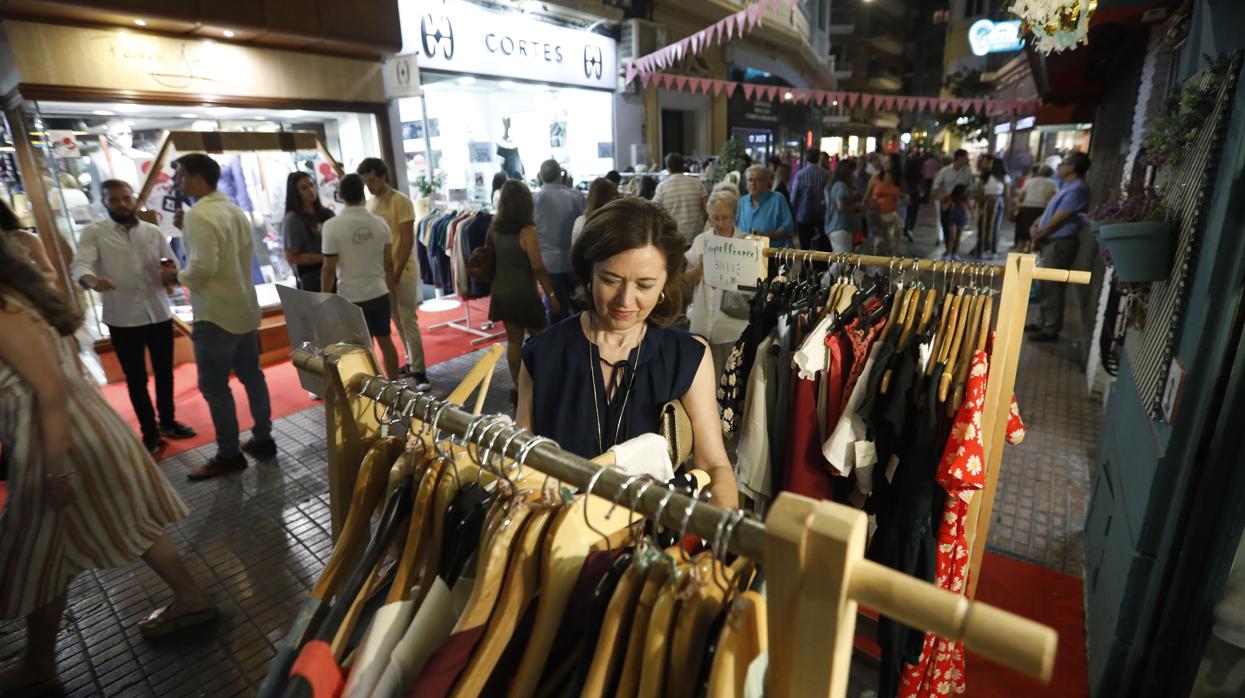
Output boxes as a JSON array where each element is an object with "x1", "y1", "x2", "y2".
[{"x1": 0, "y1": 237, "x2": 214, "y2": 693}]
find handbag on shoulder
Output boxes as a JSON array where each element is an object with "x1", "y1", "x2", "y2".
[{"x1": 467, "y1": 229, "x2": 495, "y2": 282}]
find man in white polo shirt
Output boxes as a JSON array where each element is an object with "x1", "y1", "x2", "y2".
[
  {"x1": 320, "y1": 173, "x2": 401, "y2": 379},
  {"x1": 73, "y1": 179, "x2": 197, "y2": 456},
  {"x1": 161, "y1": 153, "x2": 273, "y2": 480}
]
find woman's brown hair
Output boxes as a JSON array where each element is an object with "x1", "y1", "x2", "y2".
[
  {"x1": 584, "y1": 177, "x2": 619, "y2": 216},
  {"x1": 570, "y1": 197, "x2": 685, "y2": 327},
  {"x1": 491, "y1": 179, "x2": 535, "y2": 236},
  {"x1": 0, "y1": 220, "x2": 82, "y2": 336}
]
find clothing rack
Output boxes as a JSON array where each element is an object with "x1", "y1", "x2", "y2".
[
  {"x1": 290, "y1": 345, "x2": 1060, "y2": 695},
  {"x1": 419, "y1": 204, "x2": 506, "y2": 344},
  {"x1": 755, "y1": 247, "x2": 1091, "y2": 596}
]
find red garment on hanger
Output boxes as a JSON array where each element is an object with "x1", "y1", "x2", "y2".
[
  {"x1": 783, "y1": 331, "x2": 850, "y2": 500},
  {"x1": 288, "y1": 640, "x2": 344, "y2": 698},
  {"x1": 897, "y1": 349, "x2": 1025, "y2": 698}
]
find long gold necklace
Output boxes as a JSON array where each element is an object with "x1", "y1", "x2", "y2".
[{"x1": 588, "y1": 315, "x2": 644, "y2": 454}]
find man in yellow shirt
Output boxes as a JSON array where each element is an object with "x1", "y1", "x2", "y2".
[{"x1": 357, "y1": 158, "x2": 430, "y2": 391}]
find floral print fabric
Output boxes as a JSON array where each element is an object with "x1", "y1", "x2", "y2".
[{"x1": 897, "y1": 349, "x2": 1024, "y2": 697}]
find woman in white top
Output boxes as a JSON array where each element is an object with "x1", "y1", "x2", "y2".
[
  {"x1": 975, "y1": 155, "x2": 1011, "y2": 256},
  {"x1": 684, "y1": 188, "x2": 751, "y2": 379},
  {"x1": 570, "y1": 177, "x2": 619, "y2": 244},
  {"x1": 1012, "y1": 165, "x2": 1057, "y2": 251}
]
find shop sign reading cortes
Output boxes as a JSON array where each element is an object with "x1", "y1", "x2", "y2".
[{"x1": 399, "y1": 0, "x2": 617, "y2": 90}]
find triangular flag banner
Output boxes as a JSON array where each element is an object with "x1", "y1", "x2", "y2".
[
  {"x1": 661, "y1": 73, "x2": 674, "y2": 89},
  {"x1": 674, "y1": 75, "x2": 689, "y2": 91},
  {"x1": 813, "y1": 90, "x2": 826, "y2": 107},
  {"x1": 725, "y1": 81, "x2": 738, "y2": 98},
  {"x1": 768, "y1": 85, "x2": 781, "y2": 101},
  {"x1": 845, "y1": 92, "x2": 858, "y2": 107},
  {"x1": 639, "y1": 72, "x2": 652, "y2": 89},
  {"x1": 736, "y1": 12, "x2": 747, "y2": 34},
  {"x1": 861, "y1": 94, "x2": 874, "y2": 108},
  {"x1": 690, "y1": 34, "x2": 699, "y2": 54},
  {"x1": 698, "y1": 77, "x2": 713, "y2": 94},
  {"x1": 743, "y1": 83, "x2": 756, "y2": 99},
  {"x1": 625, "y1": 65, "x2": 636, "y2": 85},
  {"x1": 710, "y1": 79, "x2": 723, "y2": 96}
]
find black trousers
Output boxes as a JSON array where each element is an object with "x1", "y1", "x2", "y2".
[
  {"x1": 109, "y1": 319, "x2": 176, "y2": 439},
  {"x1": 796, "y1": 221, "x2": 820, "y2": 251}
]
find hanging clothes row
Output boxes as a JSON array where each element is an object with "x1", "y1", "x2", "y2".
[
  {"x1": 416, "y1": 207, "x2": 492, "y2": 298},
  {"x1": 715, "y1": 248, "x2": 1086, "y2": 698}
]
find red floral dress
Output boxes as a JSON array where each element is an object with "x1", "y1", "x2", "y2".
[{"x1": 897, "y1": 349, "x2": 1025, "y2": 697}]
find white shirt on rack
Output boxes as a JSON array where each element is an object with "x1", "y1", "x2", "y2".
[{"x1": 71, "y1": 218, "x2": 174, "y2": 328}]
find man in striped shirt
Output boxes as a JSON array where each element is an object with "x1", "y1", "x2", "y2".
[
  {"x1": 653, "y1": 152, "x2": 706, "y2": 245},
  {"x1": 790, "y1": 148, "x2": 831, "y2": 250}
]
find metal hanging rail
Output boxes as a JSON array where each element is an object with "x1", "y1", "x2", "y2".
[{"x1": 760, "y1": 247, "x2": 1093, "y2": 285}]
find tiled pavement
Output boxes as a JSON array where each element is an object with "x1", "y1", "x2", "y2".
[
  {"x1": 0, "y1": 350, "x2": 514, "y2": 697},
  {"x1": 0, "y1": 204, "x2": 1099, "y2": 695}
]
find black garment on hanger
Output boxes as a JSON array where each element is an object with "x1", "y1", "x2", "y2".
[
  {"x1": 869, "y1": 353, "x2": 952, "y2": 698},
  {"x1": 497, "y1": 145, "x2": 525, "y2": 180}
]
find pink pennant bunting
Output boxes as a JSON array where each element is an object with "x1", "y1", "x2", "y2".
[
  {"x1": 768, "y1": 85, "x2": 781, "y2": 101},
  {"x1": 736, "y1": 10, "x2": 748, "y2": 34},
  {"x1": 845, "y1": 92, "x2": 857, "y2": 107},
  {"x1": 660, "y1": 73, "x2": 674, "y2": 89},
  {"x1": 743, "y1": 83, "x2": 756, "y2": 100},
  {"x1": 724, "y1": 81, "x2": 738, "y2": 98},
  {"x1": 861, "y1": 94, "x2": 874, "y2": 109},
  {"x1": 674, "y1": 75, "x2": 689, "y2": 91},
  {"x1": 812, "y1": 90, "x2": 826, "y2": 107},
  {"x1": 698, "y1": 77, "x2": 713, "y2": 94},
  {"x1": 625, "y1": 64, "x2": 636, "y2": 85},
  {"x1": 638, "y1": 72, "x2": 651, "y2": 89}
]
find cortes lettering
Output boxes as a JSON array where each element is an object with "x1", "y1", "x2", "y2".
[{"x1": 484, "y1": 32, "x2": 565, "y2": 64}]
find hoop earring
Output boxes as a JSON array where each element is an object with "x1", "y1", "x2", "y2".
[{"x1": 659, "y1": 291, "x2": 666, "y2": 303}]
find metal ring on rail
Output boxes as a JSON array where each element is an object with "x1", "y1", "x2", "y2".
[
  {"x1": 495, "y1": 425, "x2": 529, "y2": 480},
  {"x1": 624, "y1": 477, "x2": 660, "y2": 552},
  {"x1": 607, "y1": 473, "x2": 646, "y2": 525},
  {"x1": 479, "y1": 416, "x2": 516, "y2": 488},
  {"x1": 711, "y1": 506, "x2": 742, "y2": 591},
  {"x1": 427, "y1": 400, "x2": 459, "y2": 488},
  {"x1": 675, "y1": 488, "x2": 703, "y2": 563},
  {"x1": 511, "y1": 435, "x2": 557, "y2": 495},
  {"x1": 718, "y1": 509, "x2": 750, "y2": 592}
]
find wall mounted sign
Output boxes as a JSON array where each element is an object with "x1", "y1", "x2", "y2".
[
  {"x1": 399, "y1": 0, "x2": 617, "y2": 90},
  {"x1": 384, "y1": 52, "x2": 422, "y2": 98},
  {"x1": 968, "y1": 19, "x2": 1024, "y2": 56}
]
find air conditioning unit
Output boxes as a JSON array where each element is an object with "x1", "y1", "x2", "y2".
[{"x1": 620, "y1": 18, "x2": 666, "y2": 63}]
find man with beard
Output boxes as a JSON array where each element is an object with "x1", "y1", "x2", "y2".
[{"x1": 73, "y1": 179, "x2": 197, "y2": 455}]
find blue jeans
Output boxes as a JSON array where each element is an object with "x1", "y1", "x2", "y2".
[{"x1": 191, "y1": 321, "x2": 272, "y2": 459}]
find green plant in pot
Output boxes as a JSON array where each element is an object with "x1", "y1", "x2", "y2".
[
  {"x1": 1088, "y1": 185, "x2": 1172, "y2": 283},
  {"x1": 413, "y1": 172, "x2": 444, "y2": 198}
]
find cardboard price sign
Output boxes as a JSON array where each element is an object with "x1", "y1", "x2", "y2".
[{"x1": 703, "y1": 236, "x2": 765, "y2": 289}]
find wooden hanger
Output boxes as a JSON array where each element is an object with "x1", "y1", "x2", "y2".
[
  {"x1": 451, "y1": 492, "x2": 533, "y2": 634},
  {"x1": 927, "y1": 272, "x2": 958, "y2": 376},
  {"x1": 451, "y1": 498, "x2": 557, "y2": 697},
  {"x1": 507, "y1": 456, "x2": 639, "y2": 697},
  {"x1": 939, "y1": 269, "x2": 976, "y2": 402},
  {"x1": 638, "y1": 556, "x2": 688, "y2": 698},
  {"x1": 387, "y1": 451, "x2": 444, "y2": 603},
  {"x1": 707, "y1": 591, "x2": 768, "y2": 698},
  {"x1": 666, "y1": 551, "x2": 731, "y2": 697},
  {"x1": 581, "y1": 556, "x2": 647, "y2": 697},
  {"x1": 313, "y1": 437, "x2": 404, "y2": 603},
  {"x1": 614, "y1": 560, "x2": 674, "y2": 698}
]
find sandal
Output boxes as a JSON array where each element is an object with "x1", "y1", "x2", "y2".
[{"x1": 137, "y1": 603, "x2": 218, "y2": 639}]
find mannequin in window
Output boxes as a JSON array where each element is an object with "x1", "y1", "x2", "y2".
[
  {"x1": 89, "y1": 119, "x2": 150, "y2": 191},
  {"x1": 496, "y1": 117, "x2": 525, "y2": 180}
]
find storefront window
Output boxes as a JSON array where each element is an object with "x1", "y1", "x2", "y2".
[
  {"x1": 400, "y1": 74, "x2": 614, "y2": 202},
  {"x1": 23, "y1": 100, "x2": 380, "y2": 339}
]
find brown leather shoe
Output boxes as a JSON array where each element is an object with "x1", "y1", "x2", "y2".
[
  {"x1": 187, "y1": 454, "x2": 248, "y2": 481},
  {"x1": 241, "y1": 438, "x2": 278, "y2": 459}
]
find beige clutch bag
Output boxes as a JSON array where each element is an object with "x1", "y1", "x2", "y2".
[{"x1": 660, "y1": 399, "x2": 694, "y2": 467}]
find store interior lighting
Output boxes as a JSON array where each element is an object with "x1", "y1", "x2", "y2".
[
  {"x1": 222, "y1": 29, "x2": 235, "y2": 38},
  {"x1": 180, "y1": 113, "x2": 199, "y2": 119},
  {"x1": 92, "y1": 110, "x2": 115, "y2": 116},
  {"x1": 133, "y1": 19, "x2": 146, "y2": 26},
  {"x1": 458, "y1": 76, "x2": 477, "y2": 85}
]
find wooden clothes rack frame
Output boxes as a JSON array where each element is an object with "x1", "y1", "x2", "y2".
[
  {"x1": 755, "y1": 248, "x2": 1091, "y2": 596},
  {"x1": 290, "y1": 344, "x2": 1060, "y2": 697}
]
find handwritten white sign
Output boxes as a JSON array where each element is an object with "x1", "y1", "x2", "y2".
[{"x1": 703, "y1": 236, "x2": 765, "y2": 290}]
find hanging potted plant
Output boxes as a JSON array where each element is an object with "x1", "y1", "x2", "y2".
[{"x1": 1088, "y1": 185, "x2": 1172, "y2": 283}]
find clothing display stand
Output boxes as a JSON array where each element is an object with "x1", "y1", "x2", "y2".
[
  {"x1": 289, "y1": 346, "x2": 1059, "y2": 695},
  {"x1": 293, "y1": 342, "x2": 504, "y2": 537},
  {"x1": 753, "y1": 247, "x2": 1091, "y2": 597},
  {"x1": 427, "y1": 293, "x2": 506, "y2": 345}
]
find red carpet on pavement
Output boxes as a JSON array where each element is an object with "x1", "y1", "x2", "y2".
[
  {"x1": 968, "y1": 552, "x2": 1089, "y2": 696},
  {"x1": 416, "y1": 296, "x2": 506, "y2": 365},
  {"x1": 101, "y1": 359, "x2": 317, "y2": 459}
]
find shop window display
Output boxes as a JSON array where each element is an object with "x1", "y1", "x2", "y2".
[
  {"x1": 401, "y1": 74, "x2": 614, "y2": 202},
  {"x1": 18, "y1": 101, "x2": 379, "y2": 339}
]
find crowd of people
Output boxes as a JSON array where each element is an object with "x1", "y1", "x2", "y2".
[{"x1": 0, "y1": 136, "x2": 1091, "y2": 689}]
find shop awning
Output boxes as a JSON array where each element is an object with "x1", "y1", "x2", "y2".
[{"x1": 1035, "y1": 101, "x2": 1097, "y2": 126}]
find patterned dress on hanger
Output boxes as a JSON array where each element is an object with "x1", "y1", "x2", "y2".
[
  {"x1": 897, "y1": 349, "x2": 1025, "y2": 697},
  {"x1": 0, "y1": 292, "x2": 189, "y2": 619}
]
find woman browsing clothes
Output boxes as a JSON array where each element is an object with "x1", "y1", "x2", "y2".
[
  {"x1": 516, "y1": 197, "x2": 741, "y2": 508},
  {"x1": 0, "y1": 236, "x2": 214, "y2": 694}
]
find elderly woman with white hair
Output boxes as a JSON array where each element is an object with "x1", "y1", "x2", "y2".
[
  {"x1": 735, "y1": 164, "x2": 795, "y2": 249},
  {"x1": 686, "y1": 188, "x2": 754, "y2": 377}
]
